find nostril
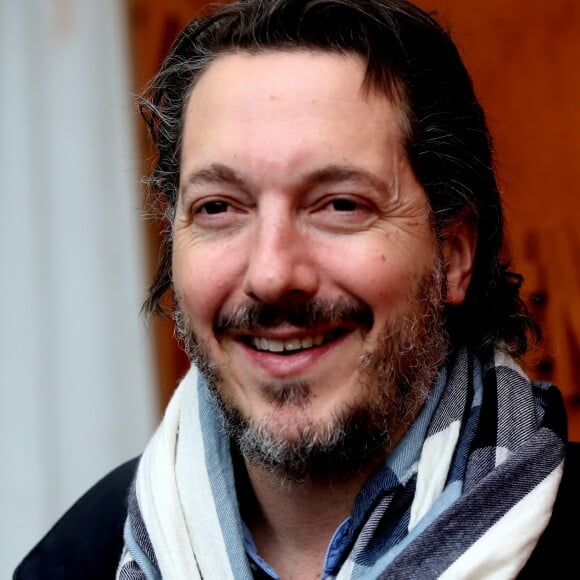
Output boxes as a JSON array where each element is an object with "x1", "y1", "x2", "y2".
[{"x1": 243, "y1": 260, "x2": 319, "y2": 303}]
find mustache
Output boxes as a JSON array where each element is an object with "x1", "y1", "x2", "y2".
[{"x1": 214, "y1": 297, "x2": 374, "y2": 334}]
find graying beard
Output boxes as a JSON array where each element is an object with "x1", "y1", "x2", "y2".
[
  {"x1": 262, "y1": 380, "x2": 310, "y2": 407},
  {"x1": 213, "y1": 394, "x2": 397, "y2": 484},
  {"x1": 173, "y1": 308, "x2": 221, "y2": 385},
  {"x1": 172, "y1": 260, "x2": 448, "y2": 483}
]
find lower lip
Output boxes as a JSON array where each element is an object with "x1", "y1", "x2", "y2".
[{"x1": 236, "y1": 332, "x2": 353, "y2": 378}]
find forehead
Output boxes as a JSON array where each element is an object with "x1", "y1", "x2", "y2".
[
  {"x1": 193, "y1": 49, "x2": 367, "y2": 102},
  {"x1": 180, "y1": 50, "x2": 407, "y2": 187},
  {"x1": 184, "y1": 49, "x2": 401, "y2": 121}
]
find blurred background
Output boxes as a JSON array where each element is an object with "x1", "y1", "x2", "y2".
[{"x1": 1, "y1": 0, "x2": 579, "y2": 576}]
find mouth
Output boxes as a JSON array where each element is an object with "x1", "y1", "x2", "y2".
[{"x1": 241, "y1": 329, "x2": 349, "y2": 354}]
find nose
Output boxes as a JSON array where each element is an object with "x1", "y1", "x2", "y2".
[{"x1": 243, "y1": 214, "x2": 319, "y2": 304}]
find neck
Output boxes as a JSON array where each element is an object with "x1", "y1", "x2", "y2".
[{"x1": 237, "y1": 453, "x2": 385, "y2": 580}]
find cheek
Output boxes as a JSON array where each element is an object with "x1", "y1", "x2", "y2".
[
  {"x1": 325, "y1": 240, "x2": 417, "y2": 306},
  {"x1": 172, "y1": 241, "x2": 243, "y2": 329}
]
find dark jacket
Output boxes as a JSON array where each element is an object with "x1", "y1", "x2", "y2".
[{"x1": 14, "y1": 443, "x2": 580, "y2": 579}]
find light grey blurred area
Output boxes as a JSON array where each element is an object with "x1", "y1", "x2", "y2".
[{"x1": 0, "y1": 0, "x2": 157, "y2": 576}]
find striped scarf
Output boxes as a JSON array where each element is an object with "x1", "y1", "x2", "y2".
[{"x1": 117, "y1": 348, "x2": 566, "y2": 579}]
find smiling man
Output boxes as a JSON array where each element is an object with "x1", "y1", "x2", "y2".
[
  {"x1": 171, "y1": 49, "x2": 462, "y2": 487},
  {"x1": 14, "y1": 1, "x2": 579, "y2": 579}
]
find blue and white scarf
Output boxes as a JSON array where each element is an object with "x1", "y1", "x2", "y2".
[{"x1": 117, "y1": 348, "x2": 566, "y2": 579}]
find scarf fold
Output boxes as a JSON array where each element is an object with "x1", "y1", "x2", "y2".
[{"x1": 117, "y1": 349, "x2": 566, "y2": 579}]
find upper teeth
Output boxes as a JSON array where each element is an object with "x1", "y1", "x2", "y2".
[{"x1": 252, "y1": 334, "x2": 325, "y2": 352}]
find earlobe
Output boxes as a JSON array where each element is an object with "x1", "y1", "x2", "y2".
[{"x1": 441, "y1": 212, "x2": 477, "y2": 305}]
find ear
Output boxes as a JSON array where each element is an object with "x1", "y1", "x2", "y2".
[{"x1": 440, "y1": 211, "x2": 477, "y2": 305}]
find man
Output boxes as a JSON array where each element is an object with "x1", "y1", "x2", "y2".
[{"x1": 15, "y1": 0, "x2": 579, "y2": 578}]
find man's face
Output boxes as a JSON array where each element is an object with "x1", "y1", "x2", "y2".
[{"x1": 172, "y1": 51, "x2": 469, "y2": 479}]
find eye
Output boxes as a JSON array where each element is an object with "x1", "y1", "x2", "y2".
[
  {"x1": 308, "y1": 194, "x2": 377, "y2": 233},
  {"x1": 329, "y1": 198, "x2": 359, "y2": 212},
  {"x1": 197, "y1": 200, "x2": 230, "y2": 215},
  {"x1": 186, "y1": 195, "x2": 250, "y2": 231}
]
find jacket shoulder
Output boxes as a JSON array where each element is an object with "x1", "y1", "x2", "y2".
[
  {"x1": 518, "y1": 441, "x2": 580, "y2": 578},
  {"x1": 13, "y1": 457, "x2": 139, "y2": 580}
]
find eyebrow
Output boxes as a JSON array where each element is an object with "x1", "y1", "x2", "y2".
[
  {"x1": 305, "y1": 165, "x2": 392, "y2": 195},
  {"x1": 180, "y1": 162, "x2": 394, "y2": 197},
  {"x1": 181, "y1": 163, "x2": 250, "y2": 193}
]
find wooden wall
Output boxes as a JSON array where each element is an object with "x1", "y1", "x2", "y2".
[
  {"x1": 413, "y1": 0, "x2": 580, "y2": 439},
  {"x1": 127, "y1": 0, "x2": 208, "y2": 410},
  {"x1": 127, "y1": 0, "x2": 580, "y2": 439}
]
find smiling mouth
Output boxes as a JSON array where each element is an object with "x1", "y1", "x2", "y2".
[{"x1": 245, "y1": 329, "x2": 347, "y2": 353}]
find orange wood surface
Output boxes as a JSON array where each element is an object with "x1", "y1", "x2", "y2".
[
  {"x1": 413, "y1": 0, "x2": 580, "y2": 439},
  {"x1": 127, "y1": 0, "x2": 209, "y2": 410}
]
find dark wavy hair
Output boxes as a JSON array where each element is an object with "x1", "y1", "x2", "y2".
[{"x1": 139, "y1": 0, "x2": 537, "y2": 357}]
